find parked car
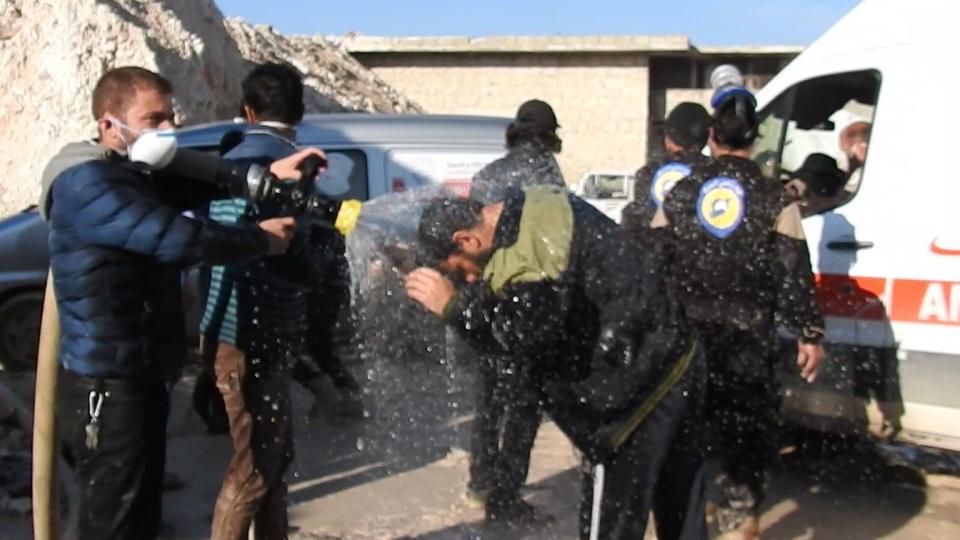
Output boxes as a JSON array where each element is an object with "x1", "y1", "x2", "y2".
[
  {"x1": 573, "y1": 170, "x2": 635, "y2": 223},
  {"x1": 0, "y1": 209, "x2": 48, "y2": 370},
  {"x1": 0, "y1": 113, "x2": 509, "y2": 371}
]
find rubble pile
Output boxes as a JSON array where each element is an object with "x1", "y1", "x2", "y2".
[{"x1": 0, "y1": 0, "x2": 420, "y2": 216}]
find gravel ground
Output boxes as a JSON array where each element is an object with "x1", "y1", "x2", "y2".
[{"x1": 2, "y1": 359, "x2": 959, "y2": 540}]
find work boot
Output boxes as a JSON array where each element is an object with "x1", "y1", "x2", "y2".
[
  {"x1": 486, "y1": 496, "x2": 550, "y2": 525},
  {"x1": 717, "y1": 515, "x2": 760, "y2": 540}
]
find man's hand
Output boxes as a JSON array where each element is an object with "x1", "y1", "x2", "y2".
[
  {"x1": 405, "y1": 267, "x2": 456, "y2": 317},
  {"x1": 797, "y1": 341, "x2": 824, "y2": 383},
  {"x1": 269, "y1": 147, "x2": 327, "y2": 180},
  {"x1": 258, "y1": 217, "x2": 296, "y2": 255}
]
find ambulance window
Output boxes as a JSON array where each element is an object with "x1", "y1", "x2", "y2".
[{"x1": 753, "y1": 70, "x2": 880, "y2": 214}]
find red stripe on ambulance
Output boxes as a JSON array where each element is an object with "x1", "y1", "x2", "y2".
[
  {"x1": 815, "y1": 275, "x2": 960, "y2": 326},
  {"x1": 815, "y1": 274, "x2": 887, "y2": 320},
  {"x1": 890, "y1": 279, "x2": 960, "y2": 326}
]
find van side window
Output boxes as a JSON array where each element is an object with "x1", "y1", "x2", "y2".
[
  {"x1": 317, "y1": 149, "x2": 369, "y2": 201},
  {"x1": 753, "y1": 70, "x2": 881, "y2": 215}
]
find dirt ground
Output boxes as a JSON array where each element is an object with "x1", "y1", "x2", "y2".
[{"x1": 2, "y1": 358, "x2": 959, "y2": 540}]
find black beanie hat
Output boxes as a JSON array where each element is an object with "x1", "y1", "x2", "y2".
[
  {"x1": 665, "y1": 102, "x2": 711, "y2": 150},
  {"x1": 515, "y1": 99, "x2": 560, "y2": 132}
]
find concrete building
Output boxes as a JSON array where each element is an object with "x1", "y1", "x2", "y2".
[{"x1": 342, "y1": 35, "x2": 800, "y2": 184}]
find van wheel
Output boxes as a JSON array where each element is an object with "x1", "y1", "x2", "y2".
[{"x1": 0, "y1": 291, "x2": 43, "y2": 372}]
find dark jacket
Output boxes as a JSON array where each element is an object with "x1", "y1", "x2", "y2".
[
  {"x1": 49, "y1": 157, "x2": 268, "y2": 380},
  {"x1": 468, "y1": 141, "x2": 565, "y2": 204},
  {"x1": 621, "y1": 150, "x2": 711, "y2": 231},
  {"x1": 443, "y1": 186, "x2": 696, "y2": 459},
  {"x1": 202, "y1": 126, "x2": 304, "y2": 349},
  {"x1": 201, "y1": 125, "x2": 348, "y2": 353},
  {"x1": 659, "y1": 155, "x2": 824, "y2": 341}
]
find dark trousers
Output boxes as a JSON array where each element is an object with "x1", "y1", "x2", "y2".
[
  {"x1": 58, "y1": 370, "x2": 170, "y2": 540},
  {"x1": 297, "y1": 284, "x2": 360, "y2": 392},
  {"x1": 193, "y1": 287, "x2": 358, "y2": 432},
  {"x1": 699, "y1": 324, "x2": 779, "y2": 532},
  {"x1": 579, "y1": 352, "x2": 707, "y2": 540},
  {"x1": 290, "y1": 352, "x2": 359, "y2": 393},
  {"x1": 207, "y1": 340, "x2": 294, "y2": 540},
  {"x1": 468, "y1": 354, "x2": 542, "y2": 504}
]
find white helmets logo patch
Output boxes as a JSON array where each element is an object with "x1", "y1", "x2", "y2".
[
  {"x1": 650, "y1": 162, "x2": 691, "y2": 207},
  {"x1": 697, "y1": 176, "x2": 745, "y2": 238}
]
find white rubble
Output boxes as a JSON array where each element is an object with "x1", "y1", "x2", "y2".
[{"x1": 0, "y1": 0, "x2": 421, "y2": 217}]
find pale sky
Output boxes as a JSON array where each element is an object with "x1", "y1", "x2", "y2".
[{"x1": 214, "y1": 0, "x2": 861, "y2": 46}]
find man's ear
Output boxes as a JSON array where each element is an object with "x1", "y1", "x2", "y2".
[
  {"x1": 664, "y1": 135, "x2": 680, "y2": 154},
  {"x1": 97, "y1": 117, "x2": 117, "y2": 143},
  {"x1": 451, "y1": 230, "x2": 479, "y2": 253},
  {"x1": 243, "y1": 105, "x2": 257, "y2": 124}
]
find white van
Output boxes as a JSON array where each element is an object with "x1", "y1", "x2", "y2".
[{"x1": 752, "y1": 0, "x2": 960, "y2": 450}]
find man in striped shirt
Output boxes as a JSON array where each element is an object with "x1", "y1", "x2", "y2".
[{"x1": 200, "y1": 63, "x2": 316, "y2": 540}]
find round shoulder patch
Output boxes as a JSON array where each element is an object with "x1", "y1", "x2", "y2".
[
  {"x1": 696, "y1": 176, "x2": 745, "y2": 239},
  {"x1": 649, "y1": 162, "x2": 692, "y2": 207}
]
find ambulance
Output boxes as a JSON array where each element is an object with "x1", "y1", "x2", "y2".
[{"x1": 752, "y1": 0, "x2": 960, "y2": 450}]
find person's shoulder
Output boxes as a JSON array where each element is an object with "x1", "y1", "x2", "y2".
[
  {"x1": 665, "y1": 176, "x2": 699, "y2": 200},
  {"x1": 748, "y1": 172, "x2": 785, "y2": 198},
  {"x1": 670, "y1": 163, "x2": 709, "y2": 193},
  {"x1": 738, "y1": 172, "x2": 789, "y2": 218},
  {"x1": 224, "y1": 133, "x2": 295, "y2": 162},
  {"x1": 660, "y1": 168, "x2": 703, "y2": 213},
  {"x1": 688, "y1": 152, "x2": 712, "y2": 167},
  {"x1": 690, "y1": 157, "x2": 719, "y2": 177},
  {"x1": 475, "y1": 153, "x2": 511, "y2": 177},
  {"x1": 635, "y1": 159, "x2": 663, "y2": 178},
  {"x1": 49, "y1": 160, "x2": 142, "y2": 218},
  {"x1": 53, "y1": 159, "x2": 132, "y2": 193}
]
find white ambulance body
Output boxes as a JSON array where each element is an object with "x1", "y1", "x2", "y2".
[{"x1": 753, "y1": 0, "x2": 960, "y2": 450}]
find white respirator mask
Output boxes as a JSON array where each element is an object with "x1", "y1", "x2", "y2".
[
  {"x1": 128, "y1": 128, "x2": 178, "y2": 170},
  {"x1": 108, "y1": 115, "x2": 178, "y2": 170}
]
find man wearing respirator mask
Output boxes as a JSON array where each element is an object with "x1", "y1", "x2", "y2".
[{"x1": 42, "y1": 66, "x2": 324, "y2": 540}]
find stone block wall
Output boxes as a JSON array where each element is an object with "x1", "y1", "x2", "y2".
[{"x1": 357, "y1": 52, "x2": 650, "y2": 184}]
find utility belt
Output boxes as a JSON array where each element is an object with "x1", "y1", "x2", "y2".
[
  {"x1": 59, "y1": 366, "x2": 167, "y2": 393},
  {"x1": 599, "y1": 332, "x2": 700, "y2": 456}
]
